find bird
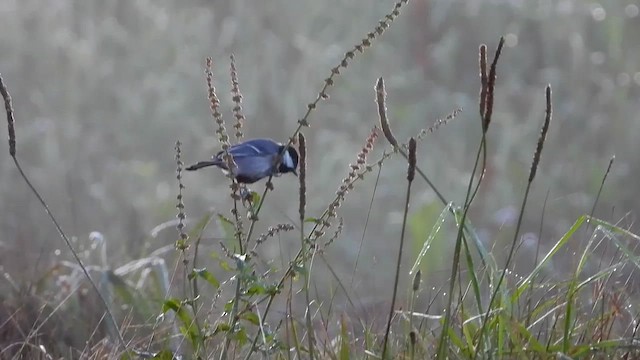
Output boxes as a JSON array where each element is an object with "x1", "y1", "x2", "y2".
[{"x1": 185, "y1": 138, "x2": 299, "y2": 184}]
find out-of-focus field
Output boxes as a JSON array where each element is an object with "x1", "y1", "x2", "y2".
[{"x1": 1, "y1": 0, "x2": 639, "y2": 357}]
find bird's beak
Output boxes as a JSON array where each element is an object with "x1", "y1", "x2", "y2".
[{"x1": 292, "y1": 170, "x2": 298, "y2": 176}]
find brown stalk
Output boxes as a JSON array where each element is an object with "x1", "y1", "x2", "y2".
[
  {"x1": 529, "y1": 85, "x2": 552, "y2": 183},
  {"x1": 482, "y1": 37, "x2": 505, "y2": 133},
  {"x1": 376, "y1": 77, "x2": 399, "y2": 148},
  {"x1": 479, "y1": 44, "x2": 488, "y2": 120}
]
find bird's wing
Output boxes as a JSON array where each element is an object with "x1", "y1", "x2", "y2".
[{"x1": 214, "y1": 139, "x2": 280, "y2": 160}]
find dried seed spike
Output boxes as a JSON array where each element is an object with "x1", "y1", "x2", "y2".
[
  {"x1": 479, "y1": 44, "x2": 488, "y2": 119},
  {"x1": 323, "y1": 217, "x2": 344, "y2": 250},
  {"x1": 175, "y1": 140, "x2": 189, "y2": 249},
  {"x1": 412, "y1": 269, "x2": 421, "y2": 292},
  {"x1": 320, "y1": 127, "x2": 379, "y2": 238},
  {"x1": 529, "y1": 85, "x2": 552, "y2": 183},
  {"x1": 255, "y1": 223, "x2": 295, "y2": 246},
  {"x1": 295, "y1": 0, "x2": 410, "y2": 131},
  {"x1": 298, "y1": 133, "x2": 307, "y2": 224},
  {"x1": 376, "y1": 77, "x2": 398, "y2": 147},
  {"x1": 229, "y1": 54, "x2": 245, "y2": 142},
  {"x1": 0, "y1": 74, "x2": 16, "y2": 157},
  {"x1": 407, "y1": 137, "x2": 416, "y2": 182},
  {"x1": 298, "y1": 118, "x2": 310, "y2": 127},
  {"x1": 205, "y1": 57, "x2": 231, "y2": 148},
  {"x1": 409, "y1": 331, "x2": 417, "y2": 347},
  {"x1": 483, "y1": 37, "x2": 506, "y2": 133},
  {"x1": 417, "y1": 107, "x2": 463, "y2": 142}
]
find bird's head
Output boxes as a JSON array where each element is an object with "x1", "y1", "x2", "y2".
[{"x1": 278, "y1": 145, "x2": 299, "y2": 176}]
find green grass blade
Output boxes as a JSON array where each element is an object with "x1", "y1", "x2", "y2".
[
  {"x1": 410, "y1": 204, "x2": 449, "y2": 275},
  {"x1": 515, "y1": 215, "x2": 587, "y2": 300}
]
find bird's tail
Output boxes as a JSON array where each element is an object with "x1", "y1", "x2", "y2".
[{"x1": 185, "y1": 161, "x2": 219, "y2": 171}]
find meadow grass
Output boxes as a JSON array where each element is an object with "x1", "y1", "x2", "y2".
[{"x1": 1, "y1": 0, "x2": 640, "y2": 359}]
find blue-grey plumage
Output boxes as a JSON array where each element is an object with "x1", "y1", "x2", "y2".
[{"x1": 186, "y1": 138, "x2": 299, "y2": 184}]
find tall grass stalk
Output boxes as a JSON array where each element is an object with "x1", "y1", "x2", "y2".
[
  {"x1": 298, "y1": 132, "x2": 315, "y2": 359},
  {"x1": 175, "y1": 140, "x2": 207, "y2": 356},
  {"x1": 0, "y1": 73, "x2": 129, "y2": 354},
  {"x1": 474, "y1": 85, "x2": 553, "y2": 358},
  {"x1": 382, "y1": 137, "x2": 417, "y2": 358},
  {"x1": 437, "y1": 37, "x2": 505, "y2": 358}
]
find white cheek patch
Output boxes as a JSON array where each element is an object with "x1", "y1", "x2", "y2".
[{"x1": 282, "y1": 150, "x2": 294, "y2": 169}]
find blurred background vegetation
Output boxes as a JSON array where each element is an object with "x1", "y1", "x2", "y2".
[{"x1": 1, "y1": 0, "x2": 640, "y2": 355}]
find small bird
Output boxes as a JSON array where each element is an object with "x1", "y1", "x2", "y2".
[{"x1": 186, "y1": 138, "x2": 299, "y2": 184}]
